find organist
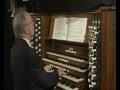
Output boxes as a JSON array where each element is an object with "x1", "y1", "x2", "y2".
[{"x1": 10, "y1": 7, "x2": 67, "y2": 90}]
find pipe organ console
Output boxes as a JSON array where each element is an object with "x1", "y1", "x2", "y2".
[{"x1": 30, "y1": 6, "x2": 116, "y2": 90}]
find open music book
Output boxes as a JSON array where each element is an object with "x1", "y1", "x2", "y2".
[{"x1": 52, "y1": 17, "x2": 88, "y2": 42}]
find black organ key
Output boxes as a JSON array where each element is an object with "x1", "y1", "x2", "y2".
[
  {"x1": 61, "y1": 81, "x2": 66, "y2": 85},
  {"x1": 65, "y1": 83, "x2": 70, "y2": 86},
  {"x1": 70, "y1": 84, "x2": 76, "y2": 89}
]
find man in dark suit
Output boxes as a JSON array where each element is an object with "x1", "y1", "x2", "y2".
[{"x1": 10, "y1": 7, "x2": 66, "y2": 90}]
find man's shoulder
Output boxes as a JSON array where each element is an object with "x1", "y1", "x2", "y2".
[{"x1": 11, "y1": 39, "x2": 30, "y2": 54}]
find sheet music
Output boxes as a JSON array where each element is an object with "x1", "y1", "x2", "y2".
[
  {"x1": 52, "y1": 17, "x2": 88, "y2": 42},
  {"x1": 52, "y1": 18, "x2": 68, "y2": 40},
  {"x1": 67, "y1": 17, "x2": 88, "y2": 42}
]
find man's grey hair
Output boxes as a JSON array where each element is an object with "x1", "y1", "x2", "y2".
[{"x1": 12, "y1": 7, "x2": 27, "y2": 38}]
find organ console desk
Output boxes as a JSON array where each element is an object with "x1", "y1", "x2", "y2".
[{"x1": 30, "y1": 6, "x2": 116, "y2": 90}]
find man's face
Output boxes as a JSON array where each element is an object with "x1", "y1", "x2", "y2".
[{"x1": 24, "y1": 12, "x2": 34, "y2": 40}]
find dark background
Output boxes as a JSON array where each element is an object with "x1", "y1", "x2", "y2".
[{"x1": 4, "y1": 0, "x2": 116, "y2": 90}]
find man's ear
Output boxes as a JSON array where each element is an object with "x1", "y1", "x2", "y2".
[{"x1": 24, "y1": 26, "x2": 28, "y2": 34}]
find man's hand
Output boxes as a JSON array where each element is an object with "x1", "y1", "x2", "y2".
[
  {"x1": 44, "y1": 64, "x2": 54, "y2": 72},
  {"x1": 57, "y1": 67, "x2": 68, "y2": 76}
]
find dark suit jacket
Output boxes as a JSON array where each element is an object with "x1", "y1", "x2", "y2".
[{"x1": 10, "y1": 38, "x2": 59, "y2": 90}]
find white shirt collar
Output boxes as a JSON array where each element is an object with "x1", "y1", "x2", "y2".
[{"x1": 22, "y1": 38, "x2": 32, "y2": 47}]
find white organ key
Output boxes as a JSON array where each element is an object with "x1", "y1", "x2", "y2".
[
  {"x1": 58, "y1": 58, "x2": 68, "y2": 63},
  {"x1": 61, "y1": 74, "x2": 84, "y2": 83},
  {"x1": 59, "y1": 77, "x2": 62, "y2": 80},
  {"x1": 35, "y1": 39, "x2": 38, "y2": 42},
  {"x1": 38, "y1": 26, "x2": 41, "y2": 29},
  {"x1": 31, "y1": 41, "x2": 33, "y2": 44},
  {"x1": 88, "y1": 26, "x2": 92, "y2": 29},
  {"x1": 50, "y1": 64, "x2": 69, "y2": 72},
  {"x1": 92, "y1": 66, "x2": 96, "y2": 69},
  {"x1": 35, "y1": 29, "x2": 38, "y2": 32},
  {"x1": 42, "y1": 58, "x2": 87, "y2": 73},
  {"x1": 35, "y1": 46, "x2": 38, "y2": 50},
  {"x1": 38, "y1": 44, "x2": 41, "y2": 47},
  {"x1": 89, "y1": 62, "x2": 94, "y2": 65},
  {"x1": 92, "y1": 74, "x2": 97, "y2": 78},
  {"x1": 38, "y1": 36, "x2": 41, "y2": 39},
  {"x1": 38, "y1": 21, "x2": 41, "y2": 24},
  {"x1": 89, "y1": 54, "x2": 93, "y2": 57},
  {"x1": 92, "y1": 82, "x2": 97, "y2": 85},
  {"x1": 89, "y1": 84, "x2": 93, "y2": 88},
  {"x1": 91, "y1": 77, "x2": 94, "y2": 80},
  {"x1": 91, "y1": 69, "x2": 95, "y2": 72},
  {"x1": 94, "y1": 21, "x2": 97, "y2": 24},
  {"x1": 93, "y1": 26, "x2": 97, "y2": 30},
  {"x1": 92, "y1": 49, "x2": 97, "y2": 52},
  {"x1": 35, "y1": 24, "x2": 37, "y2": 27},
  {"x1": 47, "y1": 52, "x2": 88, "y2": 63},
  {"x1": 98, "y1": 21, "x2": 100, "y2": 24},
  {"x1": 35, "y1": 34, "x2": 38, "y2": 37},
  {"x1": 38, "y1": 49, "x2": 41, "y2": 52},
  {"x1": 57, "y1": 82, "x2": 79, "y2": 90},
  {"x1": 92, "y1": 57, "x2": 97, "y2": 61},
  {"x1": 88, "y1": 78, "x2": 91, "y2": 82},
  {"x1": 94, "y1": 32, "x2": 98, "y2": 34},
  {"x1": 92, "y1": 41, "x2": 97, "y2": 43},
  {"x1": 36, "y1": 18, "x2": 40, "y2": 20},
  {"x1": 65, "y1": 50, "x2": 77, "y2": 54},
  {"x1": 90, "y1": 47, "x2": 94, "y2": 50},
  {"x1": 38, "y1": 31, "x2": 41, "y2": 34}
]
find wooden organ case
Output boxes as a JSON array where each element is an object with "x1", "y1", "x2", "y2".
[{"x1": 30, "y1": 6, "x2": 116, "y2": 90}]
